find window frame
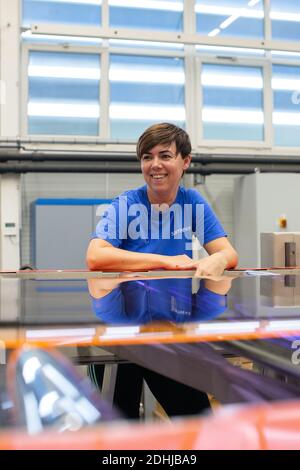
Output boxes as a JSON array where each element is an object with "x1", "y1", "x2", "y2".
[{"x1": 15, "y1": 0, "x2": 300, "y2": 156}]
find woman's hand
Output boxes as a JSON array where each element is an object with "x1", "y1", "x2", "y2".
[
  {"x1": 162, "y1": 252, "x2": 228, "y2": 276},
  {"x1": 194, "y1": 252, "x2": 228, "y2": 277}
]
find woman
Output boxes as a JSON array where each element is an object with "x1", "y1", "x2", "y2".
[{"x1": 86, "y1": 122, "x2": 238, "y2": 276}]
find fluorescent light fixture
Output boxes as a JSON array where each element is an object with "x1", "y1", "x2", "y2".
[
  {"x1": 195, "y1": 321, "x2": 260, "y2": 334},
  {"x1": 109, "y1": 0, "x2": 183, "y2": 12},
  {"x1": 198, "y1": 4, "x2": 300, "y2": 23},
  {"x1": 110, "y1": 104, "x2": 185, "y2": 121},
  {"x1": 208, "y1": 28, "x2": 220, "y2": 37},
  {"x1": 273, "y1": 112, "x2": 300, "y2": 126},
  {"x1": 22, "y1": 357, "x2": 42, "y2": 384},
  {"x1": 43, "y1": 364, "x2": 79, "y2": 398},
  {"x1": 202, "y1": 72, "x2": 263, "y2": 89},
  {"x1": 28, "y1": 65, "x2": 100, "y2": 80},
  {"x1": 272, "y1": 78, "x2": 300, "y2": 91},
  {"x1": 202, "y1": 107, "x2": 264, "y2": 124},
  {"x1": 248, "y1": 0, "x2": 261, "y2": 6},
  {"x1": 271, "y1": 12, "x2": 300, "y2": 23},
  {"x1": 264, "y1": 320, "x2": 300, "y2": 331},
  {"x1": 195, "y1": 4, "x2": 263, "y2": 19},
  {"x1": 75, "y1": 397, "x2": 101, "y2": 422},
  {"x1": 219, "y1": 15, "x2": 239, "y2": 29},
  {"x1": 102, "y1": 326, "x2": 140, "y2": 337},
  {"x1": 109, "y1": 66, "x2": 184, "y2": 84},
  {"x1": 26, "y1": 327, "x2": 96, "y2": 338},
  {"x1": 39, "y1": 391, "x2": 59, "y2": 418},
  {"x1": 28, "y1": 102, "x2": 99, "y2": 118},
  {"x1": 24, "y1": 392, "x2": 43, "y2": 435},
  {"x1": 272, "y1": 50, "x2": 300, "y2": 59}
]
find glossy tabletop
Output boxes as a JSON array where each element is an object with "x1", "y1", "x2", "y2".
[
  {"x1": 2, "y1": 269, "x2": 300, "y2": 438},
  {"x1": 1, "y1": 269, "x2": 300, "y2": 349}
]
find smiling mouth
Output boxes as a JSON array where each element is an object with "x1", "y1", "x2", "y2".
[{"x1": 151, "y1": 174, "x2": 167, "y2": 180}]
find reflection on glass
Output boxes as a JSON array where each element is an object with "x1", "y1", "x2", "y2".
[
  {"x1": 272, "y1": 64, "x2": 300, "y2": 147},
  {"x1": 88, "y1": 277, "x2": 231, "y2": 325},
  {"x1": 7, "y1": 347, "x2": 118, "y2": 433},
  {"x1": 195, "y1": 0, "x2": 264, "y2": 39},
  {"x1": 201, "y1": 63, "x2": 264, "y2": 141},
  {"x1": 28, "y1": 51, "x2": 100, "y2": 136},
  {"x1": 109, "y1": 0, "x2": 183, "y2": 32},
  {"x1": 271, "y1": 0, "x2": 300, "y2": 42},
  {"x1": 22, "y1": 0, "x2": 102, "y2": 27},
  {"x1": 109, "y1": 54, "x2": 185, "y2": 140}
]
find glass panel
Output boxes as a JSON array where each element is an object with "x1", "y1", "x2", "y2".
[
  {"x1": 196, "y1": 0, "x2": 264, "y2": 39},
  {"x1": 272, "y1": 65, "x2": 300, "y2": 146},
  {"x1": 28, "y1": 51, "x2": 100, "y2": 136},
  {"x1": 109, "y1": 54, "x2": 185, "y2": 140},
  {"x1": 22, "y1": 0, "x2": 101, "y2": 27},
  {"x1": 109, "y1": 0, "x2": 183, "y2": 32},
  {"x1": 201, "y1": 64, "x2": 264, "y2": 141},
  {"x1": 271, "y1": 0, "x2": 300, "y2": 42}
]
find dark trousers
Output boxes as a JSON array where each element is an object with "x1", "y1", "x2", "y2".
[{"x1": 88, "y1": 363, "x2": 210, "y2": 419}]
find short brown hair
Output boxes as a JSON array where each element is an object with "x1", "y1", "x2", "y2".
[{"x1": 136, "y1": 122, "x2": 192, "y2": 160}]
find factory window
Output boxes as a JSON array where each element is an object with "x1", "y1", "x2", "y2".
[
  {"x1": 27, "y1": 51, "x2": 100, "y2": 135},
  {"x1": 109, "y1": 0, "x2": 183, "y2": 32},
  {"x1": 109, "y1": 54, "x2": 185, "y2": 140},
  {"x1": 195, "y1": 0, "x2": 264, "y2": 39},
  {"x1": 22, "y1": 0, "x2": 102, "y2": 27},
  {"x1": 272, "y1": 65, "x2": 300, "y2": 146},
  {"x1": 271, "y1": 0, "x2": 300, "y2": 42},
  {"x1": 201, "y1": 63, "x2": 264, "y2": 141}
]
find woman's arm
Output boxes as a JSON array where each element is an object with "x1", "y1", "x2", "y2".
[
  {"x1": 194, "y1": 237, "x2": 238, "y2": 277},
  {"x1": 86, "y1": 238, "x2": 194, "y2": 271}
]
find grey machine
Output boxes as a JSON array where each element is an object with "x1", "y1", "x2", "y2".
[{"x1": 31, "y1": 198, "x2": 111, "y2": 269}]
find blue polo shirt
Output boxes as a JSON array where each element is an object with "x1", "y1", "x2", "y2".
[
  {"x1": 91, "y1": 278, "x2": 227, "y2": 325},
  {"x1": 93, "y1": 185, "x2": 226, "y2": 257}
]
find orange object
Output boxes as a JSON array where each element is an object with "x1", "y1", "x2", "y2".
[
  {"x1": 1, "y1": 400, "x2": 300, "y2": 450},
  {"x1": 278, "y1": 215, "x2": 287, "y2": 228}
]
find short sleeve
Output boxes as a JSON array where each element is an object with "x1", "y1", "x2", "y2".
[
  {"x1": 193, "y1": 284, "x2": 227, "y2": 320},
  {"x1": 188, "y1": 189, "x2": 227, "y2": 245},
  {"x1": 91, "y1": 287, "x2": 126, "y2": 323}
]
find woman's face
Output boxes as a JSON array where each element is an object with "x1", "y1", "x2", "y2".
[{"x1": 140, "y1": 141, "x2": 191, "y2": 203}]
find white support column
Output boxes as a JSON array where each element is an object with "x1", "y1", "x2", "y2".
[
  {"x1": 0, "y1": 1, "x2": 21, "y2": 270},
  {"x1": 0, "y1": 174, "x2": 21, "y2": 270},
  {"x1": 0, "y1": 0, "x2": 20, "y2": 138}
]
